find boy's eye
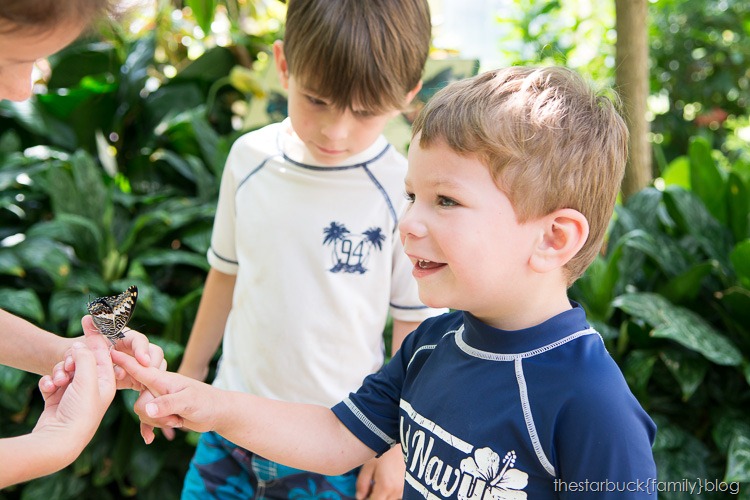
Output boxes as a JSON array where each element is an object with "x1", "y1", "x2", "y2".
[
  {"x1": 306, "y1": 95, "x2": 327, "y2": 106},
  {"x1": 404, "y1": 191, "x2": 415, "y2": 203},
  {"x1": 437, "y1": 196, "x2": 458, "y2": 207}
]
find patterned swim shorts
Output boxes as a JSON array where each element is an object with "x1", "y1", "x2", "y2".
[{"x1": 181, "y1": 431, "x2": 359, "y2": 499}]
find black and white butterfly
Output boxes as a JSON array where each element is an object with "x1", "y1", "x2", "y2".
[{"x1": 86, "y1": 286, "x2": 138, "y2": 345}]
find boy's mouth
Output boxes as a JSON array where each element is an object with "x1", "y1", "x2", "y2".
[{"x1": 417, "y1": 259, "x2": 444, "y2": 270}]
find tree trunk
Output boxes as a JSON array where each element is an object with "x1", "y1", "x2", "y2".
[{"x1": 615, "y1": 0, "x2": 651, "y2": 200}]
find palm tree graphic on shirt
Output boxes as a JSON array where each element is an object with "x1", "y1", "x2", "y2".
[{"x1": 323, "y1": 222, "x2": 385, "y2": 274}]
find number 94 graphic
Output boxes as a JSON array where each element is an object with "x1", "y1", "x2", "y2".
[{"x1": 323, "y1": 222, "x2": 385, "y2": 274}]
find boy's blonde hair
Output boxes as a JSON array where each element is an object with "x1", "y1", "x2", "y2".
[
  {"x1": 282, "y1": 0, "x2": 431, "y2": 114},
  {"x1": 412, "y1": 66, "x2": 628, "y2": 284},
  {"x1": 0, "y1": 0, "x2": 112, "y2": 33}
]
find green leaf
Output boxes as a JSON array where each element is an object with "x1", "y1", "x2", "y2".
[
  {"x1": 725, "y1": 434, "x2": 750, "y2": 482},
  {"x1": 136, "y1": 249, "x2": 210, "y2": 271},
  {"x1": 0, "y1": 250, "x2": 24, "y2": 277},
  {"x1": 49, "y1": 289, "x2": 90, "y2": 334},
  {"x1": 174, "y1": 46, "x2": 236, "y2": 83},
  {"x1": 0, "y1": 100, "x2": 78, "y2": 150},
  {"x1": 726, "y1": 172, "x2": 749, "y2": 242},
  {"x1": 17, "y1": 237, "x2": 72, "y2": 287},
  {"x1": 652, "y1": 416, "x2": 712, "y2": 483},
  {"x1": 612, "y1": 293, "x2": 742, "y2": 366},
  {"x1": 713, "y1": 411, "x2": 750, "y2": 454},
  {"x1": 573, "y1": 235, "x2": 629, "y2": 321},
  {"x1": 731, "y1": 239, "x2": 750, "y2": 290},
  {"x1": 663, "y1": 187, "x2": 732, "y2": 268},
  {"x1": 27, "y1": 214, "x2": 106, "y2": 264},
  {"x1": 656, "y1": 261, "x2": 718, "y2": 303},
  {"x1": 185, "y1": 0, "x2": 218, "y2": 34},
  {"x1": 661, "y1": 155, "x2": 691, "y2": 189},
  {"x1": 620, "y1": 229, "x2": 686, "y2": 277},
  {"x1": 622, "y1": 350, "x2": 658, "y2": 400},
  {"x1": 658, "y1": 349, "x2": 708, "y2": 401},
  {"x1": 689, "y1": 136, "x2": 727, "y2": 224},
  {"x1": 0, "y1": 364, "x2": 25, "y2": 392},
  {"x1": 0, "y1": 288, "x2": 44, "y2": 323},
  {"x1": 18, "y1": 469, "x2": 87, "y2": 500},
  {"x1": 128, "y1": 439, "x2": 166, "y2": 488}
]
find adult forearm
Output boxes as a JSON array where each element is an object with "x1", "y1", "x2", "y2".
[
  {"x1": 0, "y1": 310, "x2": 69, "y2": 375},
  {"x1": 0, "y1": 431, "x2": 81, "y2": 488}
]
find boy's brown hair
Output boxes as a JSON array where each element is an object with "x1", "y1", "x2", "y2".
[
  {"x1": 0, "y1": 0, "x2": 113, "y2": 33},
  {"x1": 282, "y1": 0, "x2": 431, "y2": 114},
  {"x1": 412, "y1": 66, "x2": 628, "y2": 284}
]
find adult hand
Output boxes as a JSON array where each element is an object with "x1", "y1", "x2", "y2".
[
  {"x1": 36, "y1": 335, "x2": 116, "y2": 453},
  {"x1": 356, "y1": 446, "x2": 405, "y2": 499}
]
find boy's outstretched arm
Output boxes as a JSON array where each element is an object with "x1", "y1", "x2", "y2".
[{"x1": 111, "y1": 350, "x2": 378, "y2": 475}]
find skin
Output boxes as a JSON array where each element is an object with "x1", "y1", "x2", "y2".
[
  {"x1": 400, "y1": 138, "x2": 588, "y2": 330},
  {"x1": 111, "y1": 138, "x2": 591, "y2": 498},
  {"x1": 273, "y1": 40, "x2": 421, "y2": 166},
  {"x1": 0, "y1": 317, "x2": 116, "y2": 489},
  {"x1": 0, "y1": 20, "x2": 86, "y2": 101}
]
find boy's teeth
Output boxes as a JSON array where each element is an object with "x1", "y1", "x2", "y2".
[{"x1": 418, "y1": 259, "x2": 431, "y2": 268}]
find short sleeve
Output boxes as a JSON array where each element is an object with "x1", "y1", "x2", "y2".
[
  {"x1": 207, "y1": 146, "x2": 240, "y2": 275},
  {"x1": 331, "y1": 327, "x2": 419, "y2": 454}
]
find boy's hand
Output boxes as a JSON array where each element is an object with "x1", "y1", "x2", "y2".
[
  {"x1": 110, "y1": 350, "x2": 220, "y2": 443},
  {"x1": 356, "y1": 446, "x2": 405, "y2": 500}
]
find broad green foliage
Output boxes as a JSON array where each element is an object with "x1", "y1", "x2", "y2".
[{"x1": 571, "y1": 142, "x2": 750, "y2": 497}]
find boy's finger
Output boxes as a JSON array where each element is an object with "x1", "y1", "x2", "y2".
[{"x1": 110, "y1": 349, "x2": 165, "y2": 395}]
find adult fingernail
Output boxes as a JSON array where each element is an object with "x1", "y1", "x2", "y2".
[{"x1": 146, "y1": 402, "x2": 158, "y2": 417}]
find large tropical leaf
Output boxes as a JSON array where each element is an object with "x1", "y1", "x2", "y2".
[{"x1": 612, "y1": 292, "x2": 742, "y2": 366}]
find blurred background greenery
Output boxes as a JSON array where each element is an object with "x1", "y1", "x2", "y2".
[{"x1": 0, "y1": 0, "x2": 748, "y2": 497}]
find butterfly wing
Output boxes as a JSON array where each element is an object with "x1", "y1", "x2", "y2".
[{"x1": 87, "y1": 286, "x2": 138, "y2": 344}]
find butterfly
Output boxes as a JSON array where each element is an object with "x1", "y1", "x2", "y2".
[{"x1": 86, "y1": 286, "x2": 138, "y2": 345}]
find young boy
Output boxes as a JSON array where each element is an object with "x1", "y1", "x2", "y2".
[
  {"x1": 115, "y1": 65, "x2": 658, "y2": 499},
  {"x1": 175, "y1": 0, "x2": 445, "y2": 497},
  {"x1": 0, "y1": 0, "x2": 166, "y2": 486}
]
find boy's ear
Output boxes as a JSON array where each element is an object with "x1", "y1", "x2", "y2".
[
  {"x1": 529, "y1": 209, "x2": 589, "y2": 274},
  {"x1": 273, "y1": 40, "x2": 289, "y2": 89}
]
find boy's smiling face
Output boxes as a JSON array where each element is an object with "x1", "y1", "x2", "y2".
[
  {"x1": 0, "y1": 21, "x2": 85, "y2": 101},
  {"x1": 399, "y1": 138, "x2": 544, "y2": 328}
]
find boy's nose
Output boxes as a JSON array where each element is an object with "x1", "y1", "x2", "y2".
[
  {"x1": 0, "y1": 64, "x2": 34, "y2": 102},
  {"x1": 399, "y1": 205, "x2": 428, "y2": 240},
  {"x1": 320, "y1": 111, "x2": 353, "y2": 141}
]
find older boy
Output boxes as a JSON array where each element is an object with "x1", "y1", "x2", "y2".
[
  {"x1": 115, "y1": 66, "x2": 658, "y2": 498},
  {"x1": 176, "y1": 0, "x2": 445, "y2": 498}
]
